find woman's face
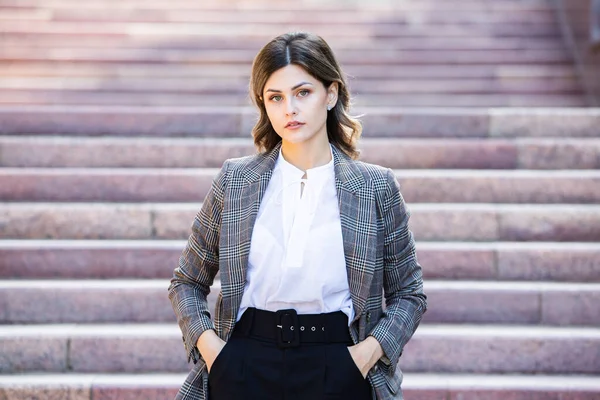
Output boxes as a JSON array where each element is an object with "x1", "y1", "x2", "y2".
[{"x1": 262, "y1": 64, "x2": 337, "y2": 147}]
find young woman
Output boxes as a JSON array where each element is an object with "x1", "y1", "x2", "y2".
[{"x1": 168, "y1": 31, "x2": 427, "y2": 400}]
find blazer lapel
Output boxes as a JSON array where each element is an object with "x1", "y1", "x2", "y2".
[
  {"x1": 332, "y1": 146, "x2": 377, "y2": 323},
  {"x1": 219, "y1": 143, "x2": 279, "y2": 325}
]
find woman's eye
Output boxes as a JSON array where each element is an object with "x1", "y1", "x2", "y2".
[
  {"x1": 298, "y1": 89, "x2": 309, "y2": 97},
  {"x1": 270, "y1": 95, "x2": 282, "y2": 102}
]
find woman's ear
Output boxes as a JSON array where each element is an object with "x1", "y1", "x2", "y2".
[{"x1": 327, "y1": 82, "x2": 339, "y2": 108}]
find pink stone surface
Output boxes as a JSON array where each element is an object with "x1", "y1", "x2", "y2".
[
  {"x1": 499, "y1": 209, "x2": 600, "y2": 242},
  {"x1": 0, "y1": 245, "x2": 502, "y2": 281},
  {"x1": 6, "y1": 137, "x2": 598, "y2": 170},
  {"x1": 0, "y1": 172, "x2": 215, "y2": 202},
  {"x1": 0, "y1": 246, "x2": 181, "y2": 279},
  {"x1": 403, "y1": 335, "x2": 600, "y2": 373},
  {"x1": 490, "y1": 109, "x2": 600, "y2": 138},
  {"x1": 0, "y1": 386, "x2": 90, "y2": 400},
  {"x1": 153, "y1": 208, "x2": 198, "y2": 240},
  {"x1": 517, "y1": 139, "x2": 600, "y2": 169},
  {"x1": 0, "y1": 338, "x2": 67, "y2": 373},
  {"x1": 541, "y1": 290, "x2": 600, "y2": 326},
  {"x1": 0, "y1": 205, "x2": 152, "y2": 239},
  {"x1": 418, "y1": 248, "x2": 496, "y2": 280},
  {"x1": 409, "y1": 209, "x2": 499, "y2": 241},
  {"x1": 402, "y1": 389, "x2": 447, "y2": 400},
  {"x1": 497, "y1": 247, "x2": 600, "y2": 281},
  {"x1": 6, "y1": 171, "x2": 599, "y2": 204},
  {"x1": 92, "y1": 386, "x2": 178, "y2": 400},
  {"x1": 3, "y1": 205, "x2": 598, "y2": 242},
  {"x1": 1, "y1": 286, "x2": 176, "y2": 323},
  {"x1": 399, "y1": 174, "x2": 600, "y2": 204},
  {"x1": 4, "y1": 170, "x2": 600, "y2": 204},
  {"x1": 422, "y1": 288, "x2": 540, "y2": 324},
  {"x1": 69, "y1": 337, "x2": 188, "y2": 373},
  {"x1": 449, "y1": 391, "x2": 600, "y2": 400},
  {"x1": 0, "y1": 106, "x2": 242, "y2": 136},
  {"x1": 8, "y1": 281, "x2": 600, "y2": 326},
  {"x1": 360, "y1": 139, "x2": 518, "y2": 169},
  {"x1": 360, "y1": 109, "x2": 489, "y2": 138}
]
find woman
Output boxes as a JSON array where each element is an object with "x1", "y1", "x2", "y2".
[{"x1": 168, "y1": 31, "x2": 427, "y2": 400}]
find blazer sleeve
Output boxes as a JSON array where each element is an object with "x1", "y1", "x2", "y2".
[
  {"x1": 368, "y1": 168, "x2": 427, "y2": 373},
  {"x1": 168, "y1": 160, "x2": 229, "y2": 364}
]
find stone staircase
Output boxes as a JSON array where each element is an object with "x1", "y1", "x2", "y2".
[{"x1": 1, "y1": 0, "x2": 600, "y2": 398}]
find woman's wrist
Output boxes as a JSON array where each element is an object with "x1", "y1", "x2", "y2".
[
  {"x1": 196, "y1": 329, "x2": 224, "y2": 364},
  {"x1": 363, "y1": 336, "x2": 384, "y2": 368}
]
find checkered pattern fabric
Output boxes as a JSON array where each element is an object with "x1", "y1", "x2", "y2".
[{"x1": 168, "y1": 142, "x2": 427, "y2": 400}]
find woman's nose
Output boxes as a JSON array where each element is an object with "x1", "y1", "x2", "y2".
[{"x1": 285, "y1": 98, "x2": 298, "y2": 115}]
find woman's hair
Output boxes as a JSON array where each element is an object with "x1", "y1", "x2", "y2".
[{"x1": 249, "y1": 31, "x2": 362, "y2": 159}]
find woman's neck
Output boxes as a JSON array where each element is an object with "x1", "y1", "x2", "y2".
[{"x1": 280, "y1": 138, "x2": 332, "y2": 172}]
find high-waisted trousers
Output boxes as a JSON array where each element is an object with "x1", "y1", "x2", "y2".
[{"x1": 208, "y1": 307, "x2": 373, "y2": 400}]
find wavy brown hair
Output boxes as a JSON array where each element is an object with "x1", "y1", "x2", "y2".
[{"x1": 249, "y1": 32, "x2": 362, "y2": 159}]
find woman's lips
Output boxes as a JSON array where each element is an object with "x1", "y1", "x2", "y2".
[{"x1": 285, "y1": 123, "x2": 305, "y2": 129}]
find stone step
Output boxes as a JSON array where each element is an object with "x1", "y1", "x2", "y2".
[
  {"x1": 0, "y1": 106, "x2": 597, "y2": 138},
  {"x1": 2, "y1": 137, "x2": 600, "y2": 170},
  {"x1": 1, "y1": 324, "x2": 598, "y2": 373},
  {"x1": 0, "y1": 9, "x2": 561, "y2": 25},
  {"x1": 1, "y1": 373, "x2": 599, "y2": 400},
  {"x1": 1, "y1": 280, "x2": 598, "y2": 326},
  {"x1": 0, "y1": 47, "x2": 572, "y2": 64},
  {"x1": 0, "y1": 19, "x2": 564, "y2": 36},
  {"x1": 0, "y1": 90, "x2": 588, "y2": 107},
  {"x1": 2, "y1": 168, "x2": 600, "y2": 204},
  {"x1": 0, "y1": 21, "x2": 562, "y2": 38},
  {"x1": 0, "y1": 0, "x2": 556, "y2": 12},
  {"x1": 2, "y1": 203, "x2": 599, "y2": 242},
  {"x1": 0, "y1": 77, "x2": 583, "y2": 95},
  {"x1": 0, "y1": 36, "x2": 569, "y2": 51},
  {"x1": 0, "y1": 26, "x2": 563, "y2": 42},
  {"x1": 0, "y1": 63, "x2": 578, "y2": 79},
  {"x1": 2, "y1": 240, "x2": 598, "y2": 282}
]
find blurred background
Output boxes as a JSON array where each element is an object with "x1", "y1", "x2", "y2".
[{"x1": 0, "y1": 0, "x2": 599, "y2": 398}]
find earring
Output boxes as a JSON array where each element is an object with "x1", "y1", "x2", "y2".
[{"x1": 327, "y1": 105, "x2": 332, "y2": 111}]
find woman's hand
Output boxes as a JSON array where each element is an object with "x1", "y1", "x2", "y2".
[
  {"x1": 347, "y1": 336, "x2": 384, "y2": 378},
  {"x1": 196, "y1": 329, "x2": 227, "y2": 372}
]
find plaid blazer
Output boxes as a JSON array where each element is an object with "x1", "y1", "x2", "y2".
[{"x1": 168, "y1": 142, "x2": 427, "y2": 400}]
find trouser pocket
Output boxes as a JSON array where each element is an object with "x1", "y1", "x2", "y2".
[
  {"x1": 323, "y1": 343, "x2": 371, "y2": 399},
  {"x1": 207, "y1": 337, "x2": 246, "y2": 399}
]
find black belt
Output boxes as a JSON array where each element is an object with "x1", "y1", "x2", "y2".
[{"x1": 234, "y1": 307, "x2": 353, "y2": 349}]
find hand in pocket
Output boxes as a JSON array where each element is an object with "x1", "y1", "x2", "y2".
[
  {"x1": 206, "y1": 340, "x2": 227, "y2": 373},
  {"x1": 346, "y1": 345, "x2": 368, "y2": 379}
]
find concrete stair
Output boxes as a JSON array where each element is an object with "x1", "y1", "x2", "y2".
[
  {"x1": 2, "y1": 168, "x2": 600, "y2": 203},
  {"x1": 1, "y1": 136, "x2": 600, "y2": 169},
  {"x1": 1, "y1": 0, "x2": 599, "y2": 398},
  {"x1": 1, "y1": 375, "x2": 600, "y2": 400},
  {"x1": 0, "y1": 0, "x2": 590, "y2": 109},
  {"x1": 1, "y1": 280, "x2": 599, "y2": 325},
  {"x1": 3, "y1": 324, "x2": 600, "y2": 374},
  {"x1": 1, "y1": 241, "x2": 599, "y2": 281}
]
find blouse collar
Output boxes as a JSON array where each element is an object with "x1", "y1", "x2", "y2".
[{"x1": 276, "y1": 144, "x2": 334, "y2": 183}]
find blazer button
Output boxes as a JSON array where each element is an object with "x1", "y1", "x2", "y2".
[{"x1": 366, "y1": 311, "x2": 371, "y2": 323}]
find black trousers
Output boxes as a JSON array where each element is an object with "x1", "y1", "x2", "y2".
[{"x1": 208, "y1": 308, "x2": 373, "y2": 400}]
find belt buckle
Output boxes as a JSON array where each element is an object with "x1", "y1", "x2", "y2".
[{"x1": 275, "y1": 309, "x2": 300, "y2": 348}]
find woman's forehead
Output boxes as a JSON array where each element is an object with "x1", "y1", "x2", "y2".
[{"x1": 264, "y1": 65, "x2": 319, "y2": 91}]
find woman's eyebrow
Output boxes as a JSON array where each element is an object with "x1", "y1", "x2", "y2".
[{"x1": 265, "y1": 82, "x2": 313, "y2": 93}]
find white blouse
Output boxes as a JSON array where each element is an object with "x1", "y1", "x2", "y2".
[{"x1": 236, "y1": 144, "x2": 354, "y2": 325}]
